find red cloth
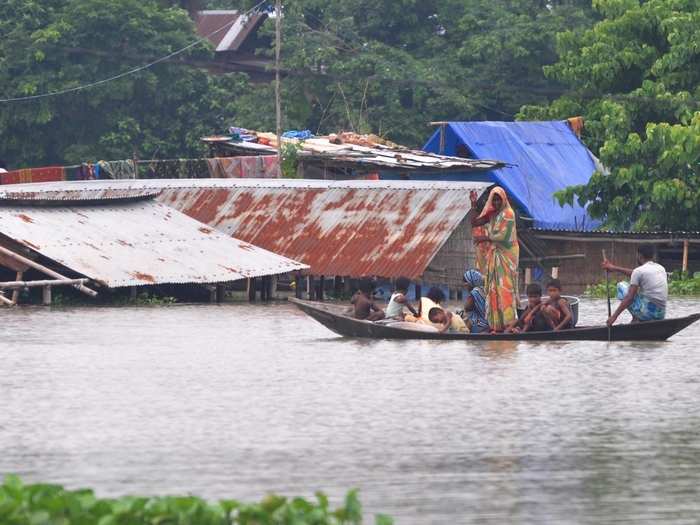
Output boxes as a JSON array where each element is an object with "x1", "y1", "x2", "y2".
[{"x1": 0, "y1": 166, "x2": 65, "y2": 185}]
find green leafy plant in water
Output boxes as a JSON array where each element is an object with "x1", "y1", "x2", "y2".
[
  {"x1": 584, "y1": 281, "x2": 617, "y2": 299},
  {"x1": 585, "y1": 273, "x2": 700, "y2": 297},
  {"x1": 0, "y1": 475, "x2": 393, "y2": 525},
  {"x1": 281, "y1": 142, "x2": 305, "y2": 179}
]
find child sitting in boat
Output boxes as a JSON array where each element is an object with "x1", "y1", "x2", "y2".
[
  {"x1": 351, "y1": 278, "x2": 385, "y2": 321},
  {"x1": 506, "y1": 283, "x2": 550, "y2": 333},
  {"x1": 460, "y1": 269, "x2": 490, "y2": 334},
  {"x1": 385, "y1": 277, "x2": 419, "y2": 320},
  {"x1": 542, "y1": 279, "x2": 573, "y2": 331},
  {"x1": 428, "y1": 307, "x2": 469, "y2": 333}
]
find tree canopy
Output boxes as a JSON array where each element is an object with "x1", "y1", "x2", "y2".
[
  {"x1": 0, "y1": 0, "x2": 595, "y2": 167},
  {"x1": 520, "y1": 0, "x2": 700, "y2": 231},
  {"x1": 0, "y1": 0, "x2": 249, "y2": 166}
]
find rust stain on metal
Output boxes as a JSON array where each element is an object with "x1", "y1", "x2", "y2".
[
  {"x1": 135, "y1": 179, "x2": 488, "y2": 279},
  {"x1": 130, "y1": 271, "x2": 156, "y2": 283},
  {"x1": 17, "y1": 214, "x2": 34, "y2": 223},
  {"x1": 0, "y1": 190, "x2": 308, "y2": 288}
]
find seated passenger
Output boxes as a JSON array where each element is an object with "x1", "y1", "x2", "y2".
[
  {"x1": 602, "y1": 245, "x2": 668, "y2": 325},
  {"x1": 506, "y1": 283, "x2": 550, "y2": 333},
  {"x1": 428, "y1": 307, "x2": 469, "y2": 333},
  {"x1": 461, "y1": 269, "x2": 490, "y2": 334},
  {"x1": 542, "y1": 278, "x2": 573, "y2": 331},
  {"x1": 385, "y1": 276, "x2": 419, "y2": 320},
  {"x1": 412, "y1": 286, "x2": 448, "y2": 324},
  {"x1": 351, "y1": 278, "x2": 385, "y2": 321}
]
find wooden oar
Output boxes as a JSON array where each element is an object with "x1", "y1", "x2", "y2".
[{"x1": 603, "y1": 249, "x2": 612, "y2": 342}]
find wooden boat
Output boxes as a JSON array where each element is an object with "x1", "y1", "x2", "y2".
[{"x1": 289, "y1": 298, "x2": 700, "y2": 342}]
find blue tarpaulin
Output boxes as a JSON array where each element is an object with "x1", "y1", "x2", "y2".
[{"x1": 423, "y1": 121, "x2": 600, "y2": 231}]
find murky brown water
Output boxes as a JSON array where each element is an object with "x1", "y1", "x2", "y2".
[{"x1": 2, "y1": 299, "x2": 700, "y2": 524}]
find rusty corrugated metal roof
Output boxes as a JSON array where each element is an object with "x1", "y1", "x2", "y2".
[
  {"x1": 1, "y1": 180, "x2": 488, "y2": 279},
  {"x1": 0, "y1": 192, "x2": 308, "y2": 287}
]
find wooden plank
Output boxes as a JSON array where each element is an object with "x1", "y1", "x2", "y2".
[{"x1": 0, "y1": 246, "x2": 97, "y2": 297}]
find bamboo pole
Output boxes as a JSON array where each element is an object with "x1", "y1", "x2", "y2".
[
  {"x1": 0, "y1": 246, "x2": 97, "y2": 297},
  {"x1": 275, "y1": 0, "x2": 283, "y2": 178},
  {"x1": 682, "y1": 239, "x2": 689, "y2": 274},
  {"x1": 0, "y1": 278, "x2": 88, "y2": 289}
]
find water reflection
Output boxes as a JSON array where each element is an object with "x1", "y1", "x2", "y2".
[{"x1": 0, "y1": 299, "x2": 699, "y2": 524}]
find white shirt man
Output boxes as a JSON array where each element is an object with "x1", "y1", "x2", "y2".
[{"x1": 602, "y1": 246, "x2": 668, "y2": 325}]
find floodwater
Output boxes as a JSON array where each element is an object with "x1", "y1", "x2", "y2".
[{"x1": 2, "y1": 299, "x2": 700, "y2": 524}]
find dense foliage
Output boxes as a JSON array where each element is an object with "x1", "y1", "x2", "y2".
[
  {"x1": 0, "y1": 0, "x2": 251, "y2": 166},
  {"x1": 0, "y1": 475, "x2": 392, "y2": 525},
  {"x1": 246, "y1": 0, "x2": 595, "y2": 146},
  {"x1": 521, "y1": 0, "x2": 700, "y2": 231},
  {"x1": 0, "y1": 0, "x2": 595, "y2": 167}
]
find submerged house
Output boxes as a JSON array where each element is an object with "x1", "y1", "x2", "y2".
[
  {"x1": 202, "y1": 131, "x2": 505, "y2": 180},
  {"x1": 25, "y1": 179, "x2": 495, "y2": 299},
  {"x1": 418, "y1": 120, "x2": 699, "y2": 288},
  {"x1": 0, "y1": 183, "x2": 307, "y2": 305}
]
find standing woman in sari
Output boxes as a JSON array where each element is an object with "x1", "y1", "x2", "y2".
[
  {"x1": 473, "y1": 187, "x2": 520, "y2": 332},
  {"x1": 469, "y1": 189, "x2": 492, "y2": 274}
]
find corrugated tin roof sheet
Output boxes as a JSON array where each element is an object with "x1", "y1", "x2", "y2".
[
  {"x1": 532, "y1": 227, "x2": 700, "y2": 240},
  {"x1": 0, "y1": 196, "x2": 308, "y2": 288},
  {"x1": 2, "y1": 179, "x2": 489, "y2": 279}
]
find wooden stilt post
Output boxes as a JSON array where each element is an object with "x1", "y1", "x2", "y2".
[
  {"x1": 130, "y1": 287, "x2": 138, "y2": 300},
  {"x1": 334, "y1": 276, "x2": 343, "y2": 298},
  {"x1": 525, "y1": 267, "x2": 532, "y2": 286},
  {"x1": 42, "y1": 285, "x2": 52, "y2": 306},
  {"x1": 247, "y1": 277, "x2": 257, "y2": 302},
  {"x1": 295, "y1": 274, "x2": 302, "y2": 299},
  {"x1": 270, "y1": 276, "x2": 278, "y2": 300},
  {"x1": 318, "y1": 275, "x2": 325, "y2": 301},
  {"x1": 552, "y1": 266, "x2": 559, "y2": 279},
  {"x1": 208, "y1": 286, "x2": 217, "y2": 303},
  {"x1": 11, "y1": 271, "x2": 23, "y2": 304},
  {"x1": 216, "y1": 284, "x2": 226, "y2": 303},
  {"x1": 682, "y1": 240, "x2": 689, "y2": 275},
  {"x1": 306, "y1": 275, "x2": 312, "y2": 300}
]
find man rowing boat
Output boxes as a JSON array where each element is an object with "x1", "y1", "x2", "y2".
[{"x1": 602, "y1": 245, "x2": 668, "y2": 326}]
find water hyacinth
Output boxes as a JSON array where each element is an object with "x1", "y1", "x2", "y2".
[{"x1": 0, "y1": 475, "x2": 393, "y2": 525}]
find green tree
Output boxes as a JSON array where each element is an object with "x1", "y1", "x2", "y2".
[
  {"x1": 0, "y1": 0, "x2": 249, "y2": 166},
  {"x1": 519, "y1": 0, "x2": 700, "y2": 230},
  {"x1": 226, "y1": 0, "x2": 595, "y2": 147}
]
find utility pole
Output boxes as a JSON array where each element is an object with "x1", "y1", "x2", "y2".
[{"x1": 275, "y1": 0, "x2": 282, "y2": 178}]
